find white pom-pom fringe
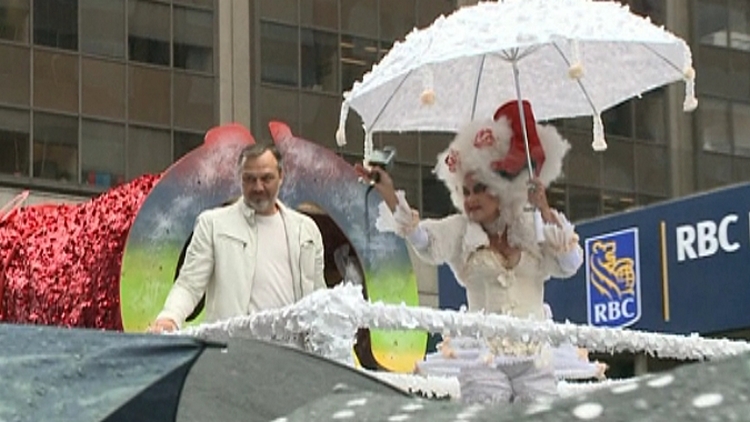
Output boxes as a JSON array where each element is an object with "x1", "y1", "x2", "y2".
[
  {"x1": 568, "y1": 39, "x2": 584, "y2": 79},
  {"x1": 592, "y1": 114, "x2": 608, "y2": 151},
  {"x1": 420, "y1": 89, "x2": 436, "y2": 105},
  {"x1": 683, "y1": 67, "x2": 698, "y2": 112},
  {"x1": 336, "y1": 102, "x2": 350, "y2": 146},
  {"x1": 176, "y1": 284, "x2": 750, "y2": 364}
]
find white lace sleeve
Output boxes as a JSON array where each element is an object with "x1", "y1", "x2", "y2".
[
  {"x1": 375, "y1": 190, "x2": 419, "y2": 236},
  {"x1": 542, "y1": 210, "x2": 583, "y2": 277}
]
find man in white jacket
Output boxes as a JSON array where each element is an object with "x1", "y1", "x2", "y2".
[{"x1": 150, "y1": 143, "x2": 326, "y2": 332}]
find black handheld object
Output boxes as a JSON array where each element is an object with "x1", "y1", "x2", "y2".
[{"x1": 367, "y1": 146, "x2": 396, "y2": 183}]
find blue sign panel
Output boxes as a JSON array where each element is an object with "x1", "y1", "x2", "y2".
[
  {"x1": 544, "y1": 182, "x2": 750, "y2": 335},
  {"x1": 585, "y1": 228, "x2": 641, "y2": 328}
]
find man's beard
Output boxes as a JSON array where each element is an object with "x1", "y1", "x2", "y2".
[{"x1": 244, "y1": 195, "x2": 276, "y2": 212}]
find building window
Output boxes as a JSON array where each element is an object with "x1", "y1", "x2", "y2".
[
  {"x1": 258, "y1": 0, "x2": 298, "y2": 24},
  {"x1": 602, "y1": 102, "x2": 633, "y2": 138},
  {"x1": 698, "y1": 152, "x2": 732, "y2": 190},
  {"x1": 728, "y1": 0, "x2": 750, "y2": 51},
  {"x1": 0, "y1": 44, "x2": 30, "y2": 106},
  {"x1": 300, "y1": 92, "x2": 338, "y2": 148},
  {"x1": 0, "y1": 0, "x2": 30, "y2": 43},
  {"x1": 127, "y1": 125, "x2": 171, "y2": 179},
  {"x1": 634, "y1": 88, "x2": 666, "y2": 143},
  {"x1": 33, "y1": 0, "x2": 77, "y2": 50},
  {"x1": 128, "y1": 65, "x2": 170, "y2": 126},
  {"x1": 80, "y1": 0, "x2": 125, "y2": 58},
  {"x1": 173, "y1": 72, "x2": 214, "y2": 131},
  {"x1": 33, "y1": 50, "x2": 78, "y2": 113},
  {"x1": 379, "y1": 0, "x2": 415, "y2": 41},
  {"x1": 568, "y1": 186, "x2": 601, "y2": 222},
  {"x1": 81, "y1": 58, "x2": 126, "y2": 119},
  {"x1": 174, "y1": 6, "x2": 213, "y2": 72},
  {"x1": 601, "y1": 139, "x2": 635, "y2": 192},
  {"x1": 300, "y1": 0, "x2": 338, "y2": 30},
  {"x1": 341, "y1": 35, "x2": 378, "y2": 91},
  {"x1": 81, "y1": 120, "x2": 125, "y2": 187},
  {"x1": 174, "y1": 130, "x2": 203, "y2": 161},
  {"x1": 341, "y1": 0, "x2": 377, "y2": 37},
  {"x1": 417, "y1": 0, "x2": 455, "y2": 28},
  {"x1": 128, "y1": 0, "x2": 170, "y2": 66},
  {"x1": 256, "y1": 86, "x2": 298, "y2": 134},
  {"x1": 602, "y1": 191, "x2": 636, "y2": 215},
  {"x1": 699, "y1": 97, "x2": 731, "y2": 153},
  {"x1": 32, "y1": 112, "x2": 78, "y2": 183},
  {"x1": 697, "y1": 0, "x2": 728, "y2": 47},
  {"x1": 260, "y1": 22, "x2": 298, "y2": 87},
  {"x1": 300, "y1": 29, "x2": 338, "y2": 92},
  {"x1": 731, "y1": 102, "x2": 750, "y2": 156},
  {"x1": 421, "y1": 169, "x2": 453, "y2": 218},
  {"x1": 635, "y1": 144, "x2": 669, "y2": 196},
  {"x1": 0, "y1": 107, "x2": 30, "y2": 177},
  {"x1": 562, "y1": 131, "x2": 601, "y2": 187}
]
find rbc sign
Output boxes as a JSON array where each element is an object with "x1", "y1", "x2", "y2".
[{"x1": 585, "y1": 228, "x2": 641, "y2": 328}]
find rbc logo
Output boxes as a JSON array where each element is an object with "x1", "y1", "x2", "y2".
[{"x1": 585, "y1": 228, "x2": 642, "y2": 328}]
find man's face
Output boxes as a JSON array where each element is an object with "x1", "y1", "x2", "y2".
[{"x1": 240, "y1": 150, "x2": 282, "y2": 215}]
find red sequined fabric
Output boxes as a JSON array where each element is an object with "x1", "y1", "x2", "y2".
[{"x1": 0, "y1": 175, "x2": 160, "y2": 330}]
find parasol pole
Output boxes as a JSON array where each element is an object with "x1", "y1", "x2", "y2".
[
  {"x1": 512, "y1": 57, "x2": 545, "y2": 242},
  {"x1": 511, "y1": 59, "x2": 535, "y2": 182}
]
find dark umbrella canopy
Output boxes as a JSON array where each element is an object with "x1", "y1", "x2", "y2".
[
  {"x1": 176, "y1": 337, "x2": 409, "y2": 422},
  {"x1": 282, "y1": 351, "x2": 750, "y2": 421},
  {"x1": 0, "y1": 323, "x2": 213, "y2": 422}
]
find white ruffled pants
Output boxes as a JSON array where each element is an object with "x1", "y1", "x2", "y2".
[{"x1": 458, "y1": 360, "x2": 558, "y2": 404}]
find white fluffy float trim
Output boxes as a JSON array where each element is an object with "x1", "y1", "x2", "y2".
[{"x1": 176, "y1": 284, "x2": 750, "y2": 363}]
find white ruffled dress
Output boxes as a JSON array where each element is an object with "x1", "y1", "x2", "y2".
[{"x1": 377, "y1": 192, "x2": 590, "y2": 377}]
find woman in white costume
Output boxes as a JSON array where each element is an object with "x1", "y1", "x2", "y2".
[{"x1": 356, "y1": 100, "x2": 584, "y2": 404}]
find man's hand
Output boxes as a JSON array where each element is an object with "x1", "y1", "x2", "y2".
[{"x1": 148, "y1": 318, "x2": 178, "y2": 333}]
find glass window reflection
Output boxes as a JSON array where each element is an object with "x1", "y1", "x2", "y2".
[
  {"x1": 341, "y1": 0, "x2": 377, "y2": 37},
  {"x1": 301, "y1": 29, "x2": 338, "y2": 92},
  {"x1": 260, "y1": 22, "x2": 299, "y2": 87},
  {"x1": 732, "y1": 103, "x2": 750, "y2": 156},
  {"x1": 0, "y1": 0, "x2": 30, "y2": 43},
  {"x1": 300, "y1": 0, "x2": 337, "y2": 30},
  {"x1": 127, "y1": 126, "x2": 171, "y2": 179},
  {"x1": 0, "y1": 44, "x2": 30, "y2": 106},
  {"x1": 174, "y1": 73, "x2": 215, "y2": 131},
  {"x1": 174, "y1": 131, "x2": 204, "y2": 161},
  {"x1": 128, "y1": 0, "x2": 170, "y2": 66},
  {"x1": 699, "y1": 98, "x2": 731, "y2": 153},
  {"x1": 82, "y1": 58, "x2": 126, "y2": 119},
  {"x1": 174, "y1": 6, "x2": 213, "y2": 72},
  {"x1": 129, "y1": 65, "x2": 170, "y2": 125},
  {"x1": 33, "y1": 112, "x2": 78, "y2": 183},
  {"x1": 81, "y1": 0, "x2": 125, "y2": 58},
  {"x1": 729, "y1": 0, "x2": 750, "y2": 51},
  {"x1": 33, "y1": 0, "x2": 77, "y2": 50},
  {"x1": 33, "y1": 50, "x2": 78, "y2": 113},
  {"x1": 635, "y1": 144, "x2": 668, "y2": 196},
  {"x1": 634, "y1": 88, "x2": 665, "y2": 142},
  {"x1": 697, "y1": 0, "x2": 729, "y2": 47},
  {"x1": 568, "y1": 186, "x2": 601, "y2": 222},
  {"x1": 0, "y1": 107, "x2": 30, "y2": 177},
  {"x1": 300, "y1": 93, "x2": 339, "y2": 148},
  {"x1": 341, "y1": 35, "x2": 378, "y2": 91},
  {"x1": 81, "y1": 120, "x2": 125, "y2": 187}
]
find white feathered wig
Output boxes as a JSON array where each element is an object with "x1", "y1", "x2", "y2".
[{"x1": 434, "y1": 100, "x2": 570, "y2": 216}]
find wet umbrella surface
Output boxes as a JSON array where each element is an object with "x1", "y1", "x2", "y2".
[{"x1": 282, "y1": 351, "x2": 750, "y2": 421}]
